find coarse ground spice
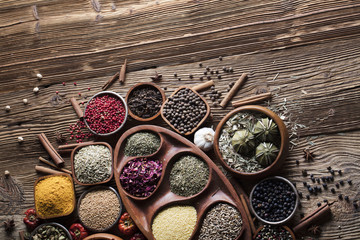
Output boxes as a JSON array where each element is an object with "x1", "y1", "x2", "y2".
[
  {"x1": 84, "y1": 94, "x2": 126, "y2": 134},
  {"x1": 152, "y1": 205, "x2": 197, "y2": 240},
  {"x1": 35, "y1": 175, "x2": 75, "y2": 218},
  {"x1": 254, "y1": 225, "x2": 293, "y2": 240},
  {"x1": 198, "y1": 203, "x2": 243, "y2": 240},
  {"x1": 79, "y1": 189, "x2": 120, "y2": 231},
  {"x1": 124, "y1": 131, "x2": 161, "y2": 156},
  {"x1": 170, "y1": 155, "x2": 209, "y2": 197},
  {"x1": 74, "y1": 145, "x2": 112, "y2": 184}
]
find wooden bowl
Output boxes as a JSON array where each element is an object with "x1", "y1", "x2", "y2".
[
  {"x1": 83, "y1": 91, "x2": 128, "y2": 136},
  {"x1": 253, "y1": 225, "x2": 296, "y2": 239},
  {"x1": 214, "y1": 105, "x2": 289, "y2": 181},
  {"x1": 249, "y1": 176, "x2": 299, "y2": 225},
  {"x1": 34, "y1": 173, "x2": 75, "y2": 219},
  {"x1": 126, "y1": 82, "x2": 166, "y2": 121},
  {"x1": 113, "y1": 125, "x2": 252, "y2": 240},
  {"x1": 30, "y1": 222, "x2": 72, "y2": 240},
  {"x1": 84, "y1": 233, "x2": 123, "y2": 240},
  {"x1": 160, "y1": 86, "x2": 210, "y2": 136},
  {"x1": 70, "y1": 142, "x2": 113, "y2": 186},
  {"x1": 77, "y1": 186, "x2": 122, "y2": 232}
]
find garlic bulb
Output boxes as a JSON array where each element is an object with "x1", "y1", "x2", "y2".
[{"x1": 194, "y1": 127, "x2": 215, "y2": 151}]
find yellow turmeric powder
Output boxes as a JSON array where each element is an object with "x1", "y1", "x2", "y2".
[{"x1": 35, "y1": 175, "x2": 75, "y2": 218}]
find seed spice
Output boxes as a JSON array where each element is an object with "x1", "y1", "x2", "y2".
[
  {"x1": 74, "y1": 145, "x2": 112, "y2": 184},
  {"x1": 152, "y1": 205, "x2": 197, "y2": 240},
  {"x1": 198, "y1": 203, "x2": 243, "y2": 240},
  {"x1": 124, "y1": 131, "x2": 161, "y2": 156},
  {"x1": 32, "y1": 224, "x2": 70, "y2": 240},
  {"x1": 79, "y1": 189, "x2": 120, "y2": 231},
  {"x1": 170, "y1": 155, "x2": 209, "y2": 197}
]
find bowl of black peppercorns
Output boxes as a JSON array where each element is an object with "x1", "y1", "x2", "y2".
[
  {"x1": 161, "y1": 87, "x2": 210, "y2": 135},
  {"x1": 249, "y1": 176, "x2": 298, "y2": 225}
]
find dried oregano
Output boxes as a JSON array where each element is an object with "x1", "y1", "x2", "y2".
[{"x1": 124, "y1": 132, "x2": 160, "y2": 156}]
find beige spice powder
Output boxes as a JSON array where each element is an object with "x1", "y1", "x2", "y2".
[{"x1": 79, "y1": 189, "x2": 120, "y2": 231}]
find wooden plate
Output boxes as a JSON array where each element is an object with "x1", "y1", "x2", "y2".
[
  {"x1": 126, "y1": 82, "x2": 166, "y2": 122},
  {"x1": 214, "y1": 105, "x2": 289, "y2": 181},
  {"x1": 114, "y1": 125, "x2": 251, "y2": 240},
  {"x1": 160, "y1": 86, "x2": 210, "y2": 136},
  {"x1": 70, "y1": 142, "x2": 113, "y2": 186}
]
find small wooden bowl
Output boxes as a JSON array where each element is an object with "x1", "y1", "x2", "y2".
[
  {"x1": 160, "y1": 86, "x2": 210, "y2": 136},
  {"x1": 77, "y1": 186, "x2": 122, "y2": 232},
  {"x1": 83, "y1": 91, "x2": 128, "y2": 136},
  {"x1": 126, "y1": 82, "x2": 166, "y2": 121},
  {"x1": 253, "y1": 225, "x2": 296, "y2": 239},
  {"x1": 84, "y1": 233, "x2": 123, "y2": 240},
  {"x1": 249, "y1": 176, "x2": 299, "y2": 225},
  {"x1": 214, "y1": 105, "x2": 289, "y2": 180},
  {"x1": 34, "y1": 173, "x2": 76, "y2": 219},
  {"x1": 71, "y1": 142, "x2": 113, "y2": 186},
  {"x1": 30, "y1": 222, "x2": 72, "y2": 240}
]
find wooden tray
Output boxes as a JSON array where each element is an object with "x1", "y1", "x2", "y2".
[{"x1": 114, "y1": 125, "x2": 251, "y2": 240}]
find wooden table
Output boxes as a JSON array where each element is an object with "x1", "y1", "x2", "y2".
[{"x1": 1, "y1": 0, "x2": 359, "y2": 239}]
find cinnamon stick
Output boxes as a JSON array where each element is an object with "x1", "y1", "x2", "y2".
[
  {"x1": 58, "y1": 141, "x2": 94, "y2": 150},
  {"x1": 220, "y1": 73, "x2": 248, "y2": 108},
  {"x1": 231, "y1": 92, "x2": 272, "y2": 108},
  {"x1": 19, "y1": 231, "x2": 25, "y2": 240},
  {"x1": 240, "y1": 194, "x2": 256, "y2": 235},
  {"x1": 38, "y1": 133, "x2": 65, "y2": 167},
  {"x1": 102, "y1": 71, "x2": 120, "y2": 90},
  {"x1": 293, "y1": 203, "x2": 332, "y2": 235},
  {"x1": 70, "y1": 97, "x2": 84, "y2": 119},
  {"x1": 39, "y1": 156, "x2": 72, "y2": 175},
  {"x1": 119, "y1": 59, "x2": 127, "y2": 83},
  {"x1": 192, "y1": 80, "x2": 214, "y2": 92},
  {"x1": 35, "y1": 165, "x2": 63, "y2": 175}
]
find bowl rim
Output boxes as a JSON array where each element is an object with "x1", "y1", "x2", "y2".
[
  {"x1": 34, "y1": 173, "x2": 75, "y2": 219},
  {"x1": 249, "y1": 176, "x2": 299, "y2": 225},
  {"x1": 77, "y1": 185, "x2": 122, "y2": 232},
  {"x1": 30, "y1": 222, "x2": 72, "y2": 240},
  {"x1": 83, "y1": 91, "x2": 128, "y2": 136},
  {"x1": 160, "y1": 86, "x2": 210, "y2": 136},
  {"x1": 125, "y1": 82, "x2": 166, "y2": 122},
  {"x1": 71, "y1": 142, "x2": 114, "y2": 186},
  {"x1": 213, "y1": 105, "x2": 289, "y2": 179}
]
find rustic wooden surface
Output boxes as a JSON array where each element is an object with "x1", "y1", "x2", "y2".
[{"x1": 0, "y1": 0, "x2": 360, "y2": 239}]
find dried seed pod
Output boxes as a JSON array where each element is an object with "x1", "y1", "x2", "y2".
[
  {"x1": 253, "y1": 118, "x2": 279, "y2": 141},
  {"x1": 231, "y1": 129, "x2": 255, "y2": 155},
  {"x1": 255, "y1": 142, "x2": 279, "y2": 166}
]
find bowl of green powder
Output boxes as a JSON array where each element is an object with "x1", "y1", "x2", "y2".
[{"x1": 71, "y1": 142, "x2": 113, "y2": 186}]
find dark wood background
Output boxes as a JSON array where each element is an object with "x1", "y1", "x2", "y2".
[{"x1": 1, "y1": 0, "x2": 360, "y2": 239}]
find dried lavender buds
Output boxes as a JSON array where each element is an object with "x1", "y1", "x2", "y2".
[
  {"x1": 74, "y1": 145, "x2": 112, "y2": 184},
  {"x1": 170, "y1": 155, "x2": 209, "y2": 197},
  {"x1": 162, "y1": 88, "x2": 207, "y2": 134},
  {"x1": 124, "y1": 131, "x2": 161, "y2": 156},
  {"x1": 198, "y1": 203, "x2": 243, "y2": 240}
]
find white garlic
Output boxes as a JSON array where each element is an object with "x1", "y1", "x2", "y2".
[
  {"x1": 33, "y1": 87, "x2": 39, "y2": 93},
  {"x1": 36, "y1": 73, "x2": 43, "y2": 80},
  {"x1": 23, "y1": 99, "x2": 28, "y2": 104},
  {"x1": 17, "y1": 136, "x2": 24, "y2": 143},
  {"x1": 5, "y1": 105, "x2": 11, "y2": 112},
  {"x1": 194, "y1": 127, "x2": 215, "y2": 151}
]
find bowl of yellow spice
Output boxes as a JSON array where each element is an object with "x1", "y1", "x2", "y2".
[{"x1": 34, "y1": 173, "x2": 76, "y2": 219}]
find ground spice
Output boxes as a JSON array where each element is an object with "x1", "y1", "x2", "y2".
[
  {"x1": 79, "y1": 189, "x2": 120, "y2": 231},
  {"x1": 35, "y1": 175, "x2": 74, "y2": 218},
  {"x1": 170, "y1": 155, "x2": 209, "y2": 197},
  {"x1": 152, "y1": 205, "x2": 197, "y2": 240},
  {"x1": 198, "y1": 203, "x2": 243, "y2": 240},
  {"x1": 74, "y1": 145, "x2": 112, "y2": 184},
  {"x1": 124, "y1": 132, "x2": 160, "y2": 156}
]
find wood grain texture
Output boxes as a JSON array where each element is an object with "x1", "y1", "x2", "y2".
[{"x1": 0, "y1": 0, "x2": 360, "y2": 239}]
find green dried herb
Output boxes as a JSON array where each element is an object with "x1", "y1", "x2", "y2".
[
  {"x1": 170, "y1": 155, "x2": 209, "y2": 197},
  {"x1": 124, "y1": 132, "x2": 160, "y2": 156},
  {"x1": 255, "y1": 142, "x2": 279, "y2": 166}
]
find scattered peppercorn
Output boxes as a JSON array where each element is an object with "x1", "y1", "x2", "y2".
[
  {"x1": 347, "y1": 180, "x2": 352, "y2": 185},
  {"x1": 199, "y1": 63, "x2": 203, "y2": 67},
  {"x1": 317, "y1": 202, "x2": 321, "y2": 207},
  {"x1": 353, "y1": 202, "x2": 358, "y2": 209},
  {"x1": 210, "y1": 70, "x2": 214, "y2": 75},
  {"x1": 302, "y1": 170, "x2": 308, "y2": 177},
  {"x1": 74, "y1": 82, "x2": 77, "y2": 86},
  {"x1": 222, "y1": 66, "x2": 227, "y2": 72},
  {"x1": 203, "y1": 71, "x2": 207, "y2": 75},
  {"x1": 338, "y1": 194, "x2": 343, "y2": 200},
  {"x1": 303, "y1": 181, "x2": 307, "y2": 186},
  {"x1": 330, "y1": 170, "x2": 335, "y2": 175},
  {"x1": 335, "y1": 183, "x2": 340, "y2": 188},
  {"x1": 206, "y1": 66, "x2": 210, "y2": 71},
  {"x1": 298, "y1": 192, "x2": 303, "y2": 198},
  {"x1": 296, "y1": 160, "x2": 299, "y2": 165},
  {"x1": 219, "y1": 56, "x2": 223, "y2": 61},
  {"x1": 340, "y1": 180, "x2": 344, "y2": 186},
  {"x1": 189, "y1": 74, "x2": 193, "y2": 79},
  {"x1": 322, "y1": 183, "x2": 328, "y2": 189},
  {"x1": 338, "y1": 170, "x2": 342, "y2": 175},
  {"x1": 207, "y1": 76, "x2": 211, "y2": 80},
  {"x1": 344, "y1": 196, "x2": 349, "y2": 201},
  {"x1": 178, "y1": 78, "x2": 181, "y2": 81},
  {"x1": 306, "y1": 194, "x2": 310, "y2": 200},
  {"x1": 331, "y1": 188, "x2": 336, "y2": 194},
  {"x1": 327, "y1": 166, "x2": 332, "y2": 171},
  {"x1": 200, "y1": 76, "x2": 204, "y2": 81},
  {"x1": 229, "y1": 67, "x2": 233, "y2": 72},
  {"x1": 323, "y1": 199, "x2": 328, "y2": 203},
  {"x1": 217, "y1": 75, "x2": 222, "y2": 79},
  {"x1": 174, "y1": 73, "x2": 177, "y2": 77},
  {"x1": 300, "y1": 213, "x2": 305, "y2": 218}
]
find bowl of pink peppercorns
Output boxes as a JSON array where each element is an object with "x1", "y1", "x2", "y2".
[{"x1": 84, "y1": 91, "x2": 128, "y2": 136}]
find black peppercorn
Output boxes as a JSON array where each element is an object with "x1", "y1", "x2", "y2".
[
  {"x1": 339, "y1": 180, "x2": 344, "y2": 186},
  {"x1": 321, "y1": 176, "x2": 326, "y2": 182},
  {"x1": 302, "y1": 170, "x2": 308, "y2": 177},
  {"x1": 335, "y1": 183, "x2": 340, "y2": 188},
  {"x1": 200, "y1": 76, "x2": 203, "y2": 81},
  {"x1": 306, "y1": 194, "x2": 310, "y2": 200},
  {"x1": 217, "y1": 75, "x2": 222, "y2": 79},
  {"x1": 204, "y1": 71, "x2": 207, "y2": 75},
  {"x1": 344, "y1": 196, "x2": 349, "y2": 201},
  {"x1": 164, "y1": 87, "x2": 167, "y2": 90},
  {"x1": 331, "y1": 188, "x2": 336, "y2": 193},
  {"x1": 206, "y1": 66, "x2": 210, "y2": 71},
  {"x1": 210, "y1": 70, "x2": 214, "y2": 75},
  {"x1": 322, "y1": 183, "x2": 328, "y2": 189},
  {"x1": 317, "y1": 202, "x2": 321, "y2": 207},
  {"x1": 324, "y1": 199, "x2": 328, "y2": 203},
  {"x1": 178, "y1": 77, "x2": 181, "y2": 81},
  {"x1": 199, "y1": 63, "x2": 203, "y2": 67},
  {"x1": 222, "y1": 66, "x2": 227, "y2": 72},
  {"x1": 298, "y1": 192, "x2": 303, "y2": 198},
  {"x1": 347, "y1": 180, "x2": 352, "y2": 185},
  {"x1": 207, "y1": 76, "x2": 211, "y2": 80},
  {"x1": 219, "y1": 56, "x2": 223, "y2": 61},
  {"x1": 300, "y1": 213, "x2": 305, "y2": 218},
  {"x1": 338, "y1": 194, "x2": 343, "y2": 200},
  {"x1": 327, "y1": 166, "x2": 332, "y2": 171},
  {"x1": 229, "y1": 67, "x2": 233, "y2": 72},
  {"x1": 311, "y1": 177, "x2": 315, "y2": 183},
  {"x1": 303, "y1": 181, "x2": 307, "y2": 186},
  {"x1": 353, "y1": 202, "x2": 358, "y2": 209},
  {"x1": 338, "y1": 170, "x2": 342, "y2": 175},
  {"x1": 174, "y1": 73, "x2": 177, "y2": 77},
  {"x1": 330, "y1": 170, "x2": 335, "y2": 175},
  {"x1": 189, "y1": 74, "x2": 193, "y2": 79},
  {"x1": 316, "y1": 178, "x2": 320, "y2": 184},
  {"x1": 296, "y1": 160, "x2": 299, "y2": 165}
]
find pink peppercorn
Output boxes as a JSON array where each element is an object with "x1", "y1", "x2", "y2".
[
  {"x1": 88, "y1": 87, "x2": 91, "y2": 91},
  {"x1": 62, "y1": 82, "x2": 66, "y2": 86},
  {"x1": 78, "y1": 92, "x2": 81, "y2": 96},
  {"x1": 74, "y1": 82, "x2": 77, "y2": 86}
]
